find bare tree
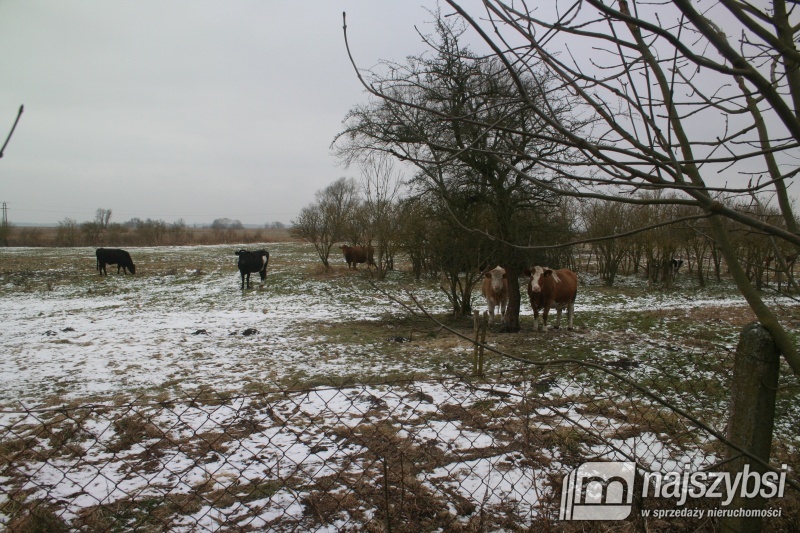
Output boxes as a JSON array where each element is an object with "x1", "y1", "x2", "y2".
[
  {"x1": 95, "y1": 208, "x2": 112, "y2": 229},
  {"x1": 56, "y1": 218, "x2": 79, "y2": 247},
  {"x1": 583, "y1": 199, "x2": 635, "y2": 286},
  {"x1": 342, "y1": 1, "x2": 800, "y2": 375},
  {"x1": 81, "y1": 221, "x2": 103, "y2": 246},
  {"x1": 396, "y1": 196, "x2": 435, "y2": 280},
  {"x1": 426, "y1": 192, "x2": 495, "y2": 317},
  {"x1": 360, "y1": 155, "x2": 403, "y2": 280},
  {"x1": 336, "y1": 13, "x2": 576, "y2": 331},
  {"x1": 291, "y1": 207, "x2": 329, "y2": 266},
  {"x1": 290, "y1": 178, "x2": 360, "y2": 269},
  {"x1": 168, "y1": 219, "x2": 189, "y2": 245}
]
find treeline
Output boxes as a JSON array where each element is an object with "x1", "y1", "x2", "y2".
[
  {"x1": 292, "y1": 175, "x2": 574, "y2": 318},
  {"x1": 293, "y1": 177, "x2": 797, "y2": 306},
  {"x1": 399, "y1": 193, "x2": 575, "y2": 317},
  {"x1": 0, "y1": 211, "x2": 291, "y2": 247},
  {"x1": 581, "y1": 194, "x2": 797, "y2": 292}
]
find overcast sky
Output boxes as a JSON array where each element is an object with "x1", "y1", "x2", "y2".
[{"x1": 0, "y1": 1, "x2": 465, "y2": 226}]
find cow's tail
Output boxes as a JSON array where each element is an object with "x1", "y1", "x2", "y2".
[{"x1": 259, "y1": 252, "x2": 270, "y2": 281}]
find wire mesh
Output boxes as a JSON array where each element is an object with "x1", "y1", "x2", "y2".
[{"x1": 2, "y1": 363, "x2": 796, "y2": 532}]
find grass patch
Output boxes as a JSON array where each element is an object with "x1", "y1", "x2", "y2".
[
  {"x1": 1, "y1": 244, "x2": 799, "y2": 530},
  {"x1": 4, "y1": 498, "x2": 70, "y2": 533},
  {"x1": 107, "y1": 413, "x2": 164, "y2": 453}
]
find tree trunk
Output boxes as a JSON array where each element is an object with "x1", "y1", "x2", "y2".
[
  {"x1": 708, "y1": 216, "x2": 800, "y2": 378},
  {"x1": 501, "y1": 267, "x2": 521, "y2": 333}
]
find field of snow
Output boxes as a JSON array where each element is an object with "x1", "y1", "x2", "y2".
[
  {"x1": 0, "y1": 244, "x2": 445, "y2": 404},
  {"x1": 0, "y1": 243, "x2": 797, "y2": 530}
]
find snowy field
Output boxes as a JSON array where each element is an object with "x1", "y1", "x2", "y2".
[
  {"x1": 0, "y1": 243, "x2": 445, "y2": 404},
  {"x1": 0, "y1": 243, "x2": 774, "y2": 404},
  {"x1": 1, "y1": 243, "x2": 798, "y2": 530}
]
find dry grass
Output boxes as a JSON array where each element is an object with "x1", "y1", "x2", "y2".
[
  {"x1": 2, "y1": 226, "x2": 298, "y2": 247},
  {"x1": 1, "y1": 243, "x2": 798, "y2": 530}
]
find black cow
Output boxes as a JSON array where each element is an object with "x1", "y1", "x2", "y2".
[
  {"x1": 670, "y1": 258, "x2": 684, "y2": 276},
  {"x1": 235, "y1": 249, "x2": 270, "y2": 289},
  {"x1": 96, "y1": 248, "x2": 136, "y2": 275},
  {"x1": 340, "y1": 245, "x2": 375, "y2": 269}
]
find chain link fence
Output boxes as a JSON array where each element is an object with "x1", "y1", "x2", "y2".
[{"x1": 2, "y1": 356, "x2": 797, "y2": 532}]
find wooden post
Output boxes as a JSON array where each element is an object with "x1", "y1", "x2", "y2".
[
  {"x1": 473, "y1": 310, "x2": 488, "y2": 377},
  {"x1": 720, "y1": 323, "x2": 780, "y2": 533}
]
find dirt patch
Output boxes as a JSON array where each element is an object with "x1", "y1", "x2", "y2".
[{"x1": 679, "y1": 305, "x2": 757, "y2": 326}]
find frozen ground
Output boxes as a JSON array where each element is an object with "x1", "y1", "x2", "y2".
[
  {"x1": 1, "y1": 244, "x2": 798, "y2": 530},
  {"x1": 0, "y1": 244, "x2": 449, "y2": 404},
  {"x1": 0, "y1": 243, "x2": 780, "y2": 405}
]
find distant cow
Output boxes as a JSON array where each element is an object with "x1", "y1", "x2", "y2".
[
  {"x1": 481, "y1": 266, "x2": 509, "y2": 325},
  {"x1": 96, "y1": 248, "x2": 136, "y2": 275},
  {"x1": 235, "y1": 249, "x2": 269, "y2": 289},
  {"x1": 524, "y1": 266, "x2": 578, "y2": 331},
  {"x1": 670, "y1": 258, "x2": 684, "y2": 276},
  {"x1": 341, "y1": 245, "x2": 375, "y2": 269}
]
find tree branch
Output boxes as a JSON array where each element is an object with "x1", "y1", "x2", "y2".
[{"x1": 0, "y1": 105, "x2": 23, "y2": 159}]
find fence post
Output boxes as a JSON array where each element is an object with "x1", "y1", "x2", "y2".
[
  {"x1": 473, "y1": 310, "x2": 488, "y2": 377},
  {"x1": 720, "y1": 322, "x2": 780, "y2": 533},
  {"x1": 382, "y1": 456, "x2": 393, "y2": 533}
]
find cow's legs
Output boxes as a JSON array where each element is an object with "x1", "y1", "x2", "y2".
[
  {"x1": 500, "y1": 301, "x2": 507, "y2": 324},
  {"x1": 542, "y1": 306, "x2": 550, "y2": 330},
  {"x1": 568, "y1": 301, "x2": 574, "y2": 330},
  {"x1": 554, "y1": 306, "x2": 562, "y2": 329},
  {"x1": 487, "y1": 302, "x2": 496, "y2": 324}
]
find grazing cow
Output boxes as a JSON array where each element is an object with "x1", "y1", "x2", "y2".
[
  {"x1": 481, "y1": 266, "x2": 509, "y2": 325},
  {"x1": 340, "y1": 245, "x2": 375, "y2": 269},
  {"x1": 234, "y1": 249, "x2": 269, "y2": 289},
  {"x1": 523, "y1": 266, "x2": 578, "y2": 331},
  {"x1": 96, "y1": 248, "x2": 136, "y2": 275}
]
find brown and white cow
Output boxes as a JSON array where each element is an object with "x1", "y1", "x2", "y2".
[
  {"x1": 341, "y1": 245, "x2": 375, "y2": 269},
  {"x1": 481, "y1": 265, "x2": 509, "y2": 325},
  {"x1": 523, "y1": 266, "x2": 578, "y2": 331}
]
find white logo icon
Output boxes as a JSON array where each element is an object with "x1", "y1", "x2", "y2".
[{"x1": 559, "y1": 461, "x2": 636, "y2": 520}]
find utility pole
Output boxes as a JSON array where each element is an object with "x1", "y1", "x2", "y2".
[{"x1": 0, "y1": 202, "x2": 8, "y2": 246}]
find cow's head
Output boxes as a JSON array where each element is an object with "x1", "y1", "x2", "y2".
[
  {"x1": 525, "y1": 265, "x2": 552, "y2": 293},
  {"x1": 484, "y1": 265, "x2": 507, "y2": 291},
  {"x1": 235, "y1": 250, "x2": 253, "y2": 267}
]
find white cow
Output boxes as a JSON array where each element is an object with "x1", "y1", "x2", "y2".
[{"x1": 481, "y1": 265, "x2": 509, "y2": 325}]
